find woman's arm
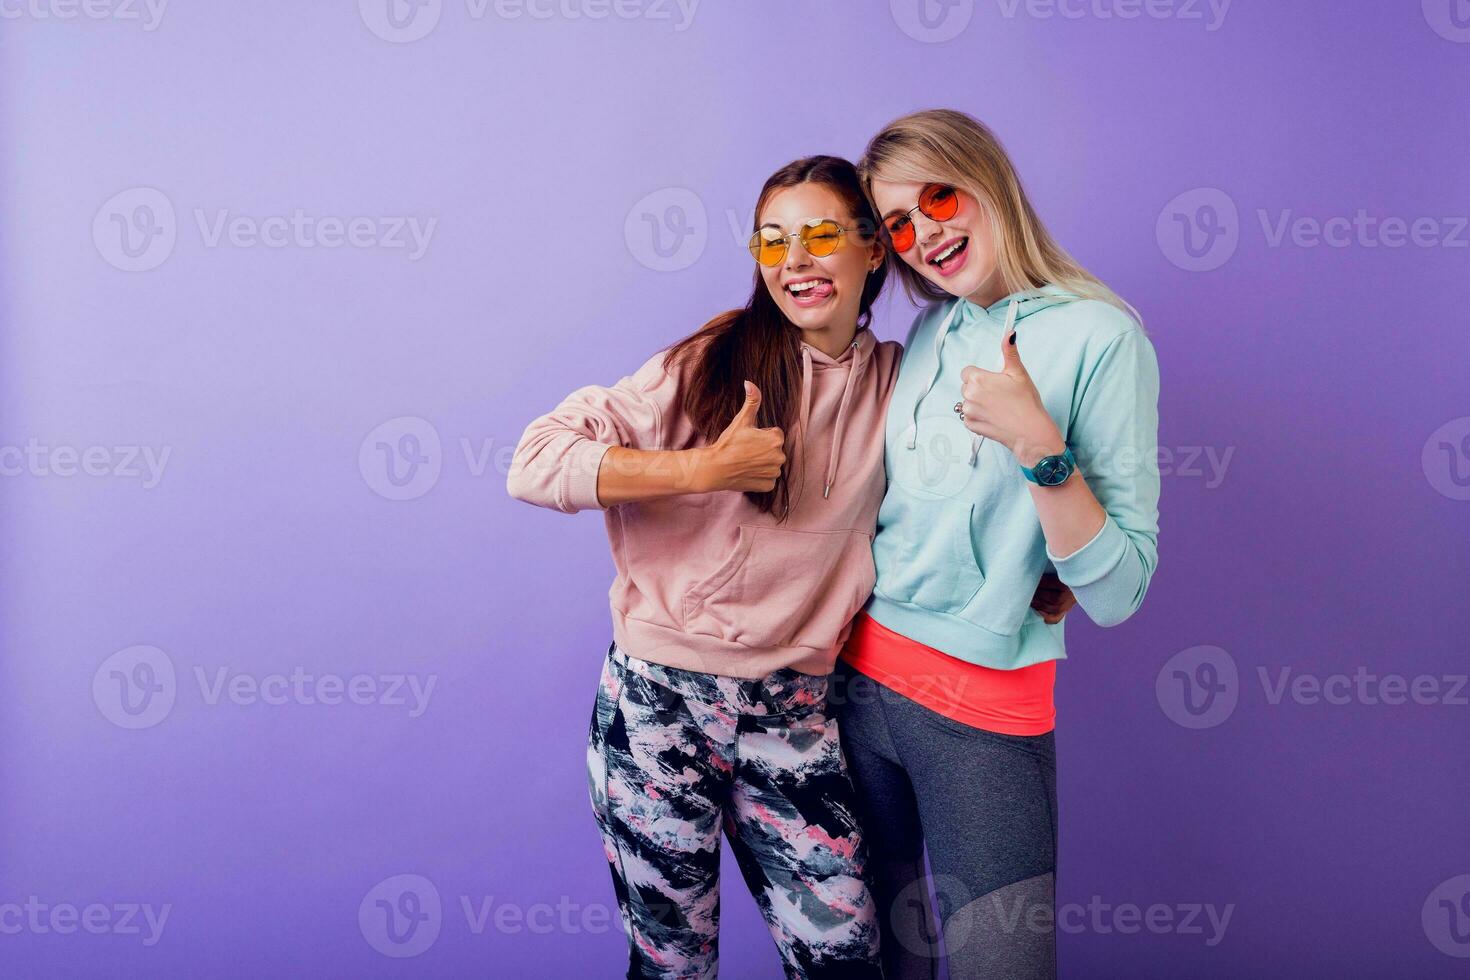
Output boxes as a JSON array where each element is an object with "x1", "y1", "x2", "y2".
[
  {"x1": 596, "y1": 382, "x2": 785, "y2": 506},
  {"x1": 960, "y1": 321, "x2": 1160, "y2": 627},
  {"x1": 507, "y1": 353, "x2": 675, "y2": 513},
  {"x1": 1016, "y1": 437, "x2": 1109, "y2": 557},
  {"x1": 508, "y1": 355, "x2": 784, "y2": 510}
]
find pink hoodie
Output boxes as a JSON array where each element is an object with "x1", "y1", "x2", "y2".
[{"x1": 507, "y1": 328, "x2": 901, "y2": 678}]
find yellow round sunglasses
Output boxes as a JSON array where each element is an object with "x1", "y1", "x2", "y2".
[{"x1": 748, "y1": 217, "x2": 848, "y2": 267}]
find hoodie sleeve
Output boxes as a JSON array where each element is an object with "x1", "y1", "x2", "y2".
[
  {"x1": 506, "y1": 352, "x2": 682, "y2": 514},
  {"x1": 1047, "y1": 324, "x2": 1161, "y2": 627}
]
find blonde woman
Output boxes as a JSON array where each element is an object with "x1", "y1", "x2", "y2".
[{"x1": 829, "y1": 109, "x2": 1161, "y2": 979}]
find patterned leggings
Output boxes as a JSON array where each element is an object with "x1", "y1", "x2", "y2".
[{"x1": 586, "y1": 643, "x2": 883, "y2": 979}]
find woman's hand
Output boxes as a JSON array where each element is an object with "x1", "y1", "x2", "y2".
[
  {"x1": 959, "y1": 326, "x2": 1066, "y2": 467},
  {"x1": 1030, "y1": 573, "x2": 1077, "y2": 624},
  {"x1": 691, "y1": 381, "x2": 787, "y2": 493},
  {"x1": 595, "y1": 382, "x2": 784, "y2": 505}
]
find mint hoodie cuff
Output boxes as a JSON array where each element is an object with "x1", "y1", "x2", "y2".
[
  {"x1": 1048, "y1": 516, "x2": 1127, "y2": 588},
  {"x1": 561, "y1": 439, "x2": 613, "y2": 513}
]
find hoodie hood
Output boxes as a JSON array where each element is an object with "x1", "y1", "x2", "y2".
[
  {"x1": 961, "y1": 284, "x2": 1076, "y2": 326},
  {"x1": 904, "y1": 286, "x2": 1078, "y2": 464},
  {"x1": 799, "y1": 327, "x2": 875, "y2": 500}
]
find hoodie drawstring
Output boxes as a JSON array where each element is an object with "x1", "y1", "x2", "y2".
[
  {"x1": 798, "y1": 334, "x2": 868, "y2": 501},
  {"x1": 824, "y1": 338, "x2": 865, "y2": 498},
  {"x1": 905, "y1": 297, "x2": 1020, "y2": 468},
  {"x1": 906, "y1": 299, "x2": 965, "y2": 450},
  {"x1": 799, "y1": 344, "x2": 814, "y2": 452},
  {"x1": 966, "y1": 298, "x2": 1021, "y2": 467}
]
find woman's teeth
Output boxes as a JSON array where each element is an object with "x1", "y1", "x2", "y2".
[
  {"x1": 930, "y1": 239, "x2": 967, "y2": 266},
  {"x1": 787, "y1": 279, "x2": 833, "y2": 298}
]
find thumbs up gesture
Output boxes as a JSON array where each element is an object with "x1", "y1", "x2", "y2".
[
  {"x1": 694, "y1": 381, "x2": 787, "y2": 493},
  {"x1": 958, "y1": 327, "x2": 1066, "y2": 467}
]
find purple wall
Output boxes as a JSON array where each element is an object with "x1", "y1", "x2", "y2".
[{"x1": 2, "y1": 1, "x2": 1468, "y2": 976}]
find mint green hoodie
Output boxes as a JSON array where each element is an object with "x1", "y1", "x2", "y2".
[{"x1": 867, "y1": 286, "x2": 1160, "y2": 670}]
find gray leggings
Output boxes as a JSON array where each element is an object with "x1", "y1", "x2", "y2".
[{"x1": 829, "y1": 656, "x2": 1059, "y2": 980}]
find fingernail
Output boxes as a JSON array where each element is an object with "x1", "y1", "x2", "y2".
[{"x1": 1009, "y1": 332, "x2": 1017, "y2": 346}]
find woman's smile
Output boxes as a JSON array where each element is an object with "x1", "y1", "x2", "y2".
[
  {"x1": 784, "y1": 275, "x2": 836, "y2": 307},
  {"x1": 925, "y1": 236, "x2": 970, "y2": 276}
]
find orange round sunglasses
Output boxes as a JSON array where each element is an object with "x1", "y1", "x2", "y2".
[
  {"x1": 880, "y1": 183, "x2": 960, "y2": 253},
  {"x1": 748, "y1": 218, "x2": 847, "y2": 267}
]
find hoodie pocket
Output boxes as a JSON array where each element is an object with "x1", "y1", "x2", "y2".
[
  {"x1": 682, "y1": 525, "x2": 875, "y2": 650},
  {"x1": 872, "y1": 481, "x2": 985, "y2": 613},
  {"x1": 958, "y1": 577, "x2": 1036, "y2": 638}
]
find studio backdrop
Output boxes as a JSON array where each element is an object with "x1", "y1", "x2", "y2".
[{"x1": 2, "y1": 1, "x2": 1467, "y2": 977}]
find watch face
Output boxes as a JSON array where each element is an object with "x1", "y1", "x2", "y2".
[{"x1": 1035, "y1": 455, "x2": 1071, "y2": 486}]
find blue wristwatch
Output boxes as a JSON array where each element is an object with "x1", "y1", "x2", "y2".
[{"x1": 1020, "y1": 446, "x2": 1076, "y2": 487}]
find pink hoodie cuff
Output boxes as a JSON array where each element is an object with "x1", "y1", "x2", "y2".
[{"x1": 560, "y1": 439, "x2": 613, "y2": 513}]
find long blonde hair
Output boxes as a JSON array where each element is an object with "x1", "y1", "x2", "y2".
[{"x1": 858, "y1": 108, "x2": 1138, "y2": 322}]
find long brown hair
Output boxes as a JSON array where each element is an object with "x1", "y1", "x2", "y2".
[{"x1": 664, "y1": 156, "x2": 888, "y2": 519}]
